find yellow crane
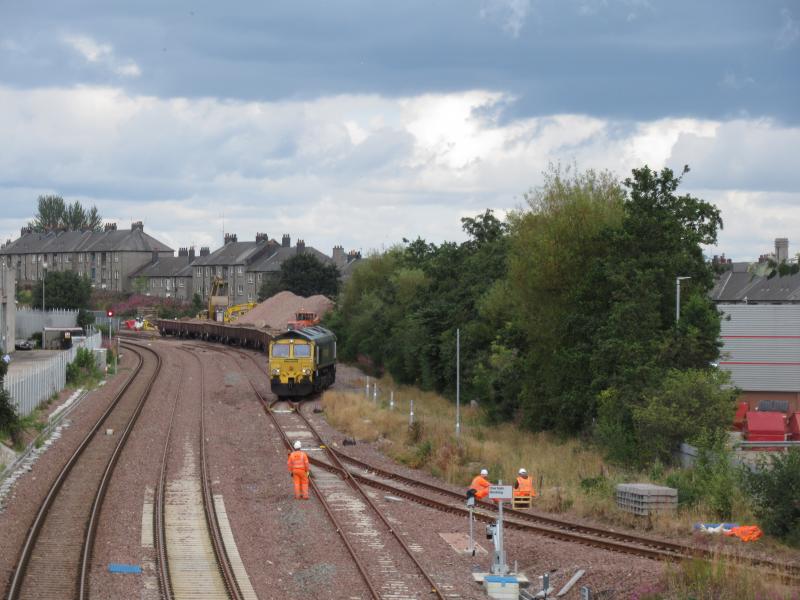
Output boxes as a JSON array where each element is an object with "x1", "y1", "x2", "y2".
[{"x1": 199, "y1": 276, "x2": 256, "y2": 322}]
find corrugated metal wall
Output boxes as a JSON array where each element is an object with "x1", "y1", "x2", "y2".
[{"x1": 718, "y1": 304, "x2": 800, "y2": 392}]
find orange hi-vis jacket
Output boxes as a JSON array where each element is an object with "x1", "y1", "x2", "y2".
[
  {"x1": 287, "y1": 450, "x2": 309, "y2": 473},
  {"x1": 469, "y1": 475, "x2": 491, "y2": 499},
  {"x1": 514, "y1": 475, "x2": 536, "y2": 497}
]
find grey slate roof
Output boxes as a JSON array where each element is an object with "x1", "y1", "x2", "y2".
[
  {"x1": 190, "y1": 241, "x2": 272, "y2": 266},
  {"x1": 247, "y1": 245, "x2": 332, "y2": 273},
  {"x1": 711, "y1": 268, "x2": 800, "y2": 303},
  {"x1": 130, "y1": 256, "x2": 194, "y2": 278},
  {"x1": 0, "y1": 229, "x2": 173, "y2": 255}
]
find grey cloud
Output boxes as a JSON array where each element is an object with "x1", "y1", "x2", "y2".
[{"x1": 0, "y1": 0, "x2": 797, "y2": 123}]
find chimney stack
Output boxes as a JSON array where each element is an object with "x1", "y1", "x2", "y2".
[
  {"x1": 296, "y1": 239, "x2": 305, "y2": 254},
  {"x1": 178, "y1": 247, "x2": 188, "y2": 257},
  {"x1": 256, "y1": 232, "x2": 269, "y2": 244},
  {"x1": 200, "y1": 246, "x2": 210, "y2": 257},
  {"x1": 104, "y1": 222, "x2": 118, "y2": 232},
  {"x1": 224, "y1": 233, "x2": 238, "y2": 245},
  {"x1": 189, "y1": 246, "x2": 196, "y2": 261},
  {"x1": 332, "y1": 245, "x2": 345, "y2": 267},
  {"x1": 131, "y1": 221, "x2": 144, "y2": 232},
  {"x1": 775, "y1": 238, "x2": 789, "y2": 263},
  {"x1": 281, "y1": 234, "x2": 291, "y2": 248}
]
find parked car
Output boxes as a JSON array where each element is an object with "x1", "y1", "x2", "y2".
[{"x1": 15, "y1": 339, "x2": 35, "y2": 351}]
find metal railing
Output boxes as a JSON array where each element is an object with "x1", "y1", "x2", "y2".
[{"x1": 3, "y1": 332, "x2": 102, "y2": 418}]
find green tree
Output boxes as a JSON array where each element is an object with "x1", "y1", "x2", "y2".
[
  {"x1": 132, "y1": 276, "x2": 148, "y2": 295},
  {"x1": 593, "y1": 166, "x2": 723, "y2": 464},
  {"x1": 191, "y1": 293, "x2": 204, "y2": 316},
  {"x1": 273, "y1": 254, "x2": 341, "y2": 298},
  {"x1": 32, "y1": 271, "x2": 92, "y2": 310},
  {"x1": 505, "y1": 166, "x2": 625, "y2": 430},
  {"x1": 745, "y1": 449, "x2": 800, "y2": 546},
  {"x1": 631, "y1": 369, "x2": 738, "y2": 464},
  {"x1": 30, "y1": 195, "x2": 102, "y2": 232}
]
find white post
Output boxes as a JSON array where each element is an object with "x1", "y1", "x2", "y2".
[
  {"x1": 456, "y1": 327, "x2": 460, "y2": 437},
  {"x1": 365, "y1": 376, "x2": 370, "y2": 398},
  {"x1": 372, "y1": 382, "x2": 377, "y2": 404},
  {"x1": 390, "y1": 390, "x2": 394, "y2": 410},
  {"x1": 409, "y1": 399, "x2": 414, "y2": 426}
]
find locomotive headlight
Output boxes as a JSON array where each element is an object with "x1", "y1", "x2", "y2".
[
  {"x1": 302, "y1": 368, "x2": 311, "y2": 375},
  {"x1": 271, "y1": 368, "x2": 280, "y2": 375}
]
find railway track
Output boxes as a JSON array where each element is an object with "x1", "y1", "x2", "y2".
[
  {"x1": 221, "y1": 349, "x2": 447, "y2": 600},
  {"x1": 172, "y1": 339, "x2": 800, "y2": 586},
  {"x1": 122, "y1": 340, "x2": 254, "y2": 600},
  {"x1": 6, "y1": 343, "x2": 161, "y2": 600}
]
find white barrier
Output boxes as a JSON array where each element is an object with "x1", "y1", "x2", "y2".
[
  {"x1": 15, "y1": 308, "x2": 79, "y2": 340},
  {"x1": 3, "y1": 332, "x2": 102, "y2": 418}
]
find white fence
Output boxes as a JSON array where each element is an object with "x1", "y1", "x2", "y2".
[
  {"x1": 16, "y1": 308, "x2": 79, "y2": 340},
  {"x1": 3, "y1": 332, "x2": 102, "y2": 418}
]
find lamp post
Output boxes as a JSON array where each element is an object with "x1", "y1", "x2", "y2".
[
  {"x1": 42, "y1": 261, "x2": 48, "y2": 313},
  {"x1": 676, "y1": 276, "x2": 691, "y2": 323}
]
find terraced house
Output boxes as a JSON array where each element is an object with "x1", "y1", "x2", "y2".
[
  {"x1": 0, "y1": 222, "x2": 173, "y2": 293},
  {"x1": 130, "y1": 247, "x2": 197, "y2": 300}
]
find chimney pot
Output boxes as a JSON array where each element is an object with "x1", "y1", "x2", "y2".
[
  {"x1": 200, "y1": 246, "x2": 210, "y2": 257},
  {"x1": 132, "y1": 221, "x2": 144, "y2": 232},
  {"x1": 281, "y1": 234, "x2": 291, "y2": 248}
]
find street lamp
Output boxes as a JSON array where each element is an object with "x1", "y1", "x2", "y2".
[
  {"x1": 42, "y1": 260, "x2": 48, "y2": 312},
  {"x1": 676, "y1": 276, "x2": 691, "y2": 323}
]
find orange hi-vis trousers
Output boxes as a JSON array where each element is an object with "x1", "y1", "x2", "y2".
[{"x1": 291, "y1": 469, "x2": 309, "y2": 499}]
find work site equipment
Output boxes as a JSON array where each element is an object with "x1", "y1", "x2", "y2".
[{"x1": 199, "y1": 276, "x2": 256, "y2": 323}]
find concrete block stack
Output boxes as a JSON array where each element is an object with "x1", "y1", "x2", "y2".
[{"x1": 615, "y1": 483, "x2": 677, "y2": 515}]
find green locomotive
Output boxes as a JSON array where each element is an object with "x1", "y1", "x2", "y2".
[{"x1": 269, "y1": 326, "x2": 336, "y2": 398}]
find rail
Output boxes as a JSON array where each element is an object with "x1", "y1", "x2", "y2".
[{"x1": 7, "y1": 342, "x2": 161, "y2": 599}]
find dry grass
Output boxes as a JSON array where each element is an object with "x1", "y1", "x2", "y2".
[
  {"x1": 324, "y1": 375, "x2": 799, "y2": 599},
  {"x1": 324, "y1": 375, "x2": 764, "y2": 537},
  {"x1": 633, "y1": 557, "x2": 800, "y2": 599}
]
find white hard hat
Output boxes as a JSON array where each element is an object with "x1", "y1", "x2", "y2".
[
  {"x1": 293, "y1": 441, "x2": 302, "y2": 450},
  {"x1": 518, "y1": 468, "x2": 527, "y2": 475},
  {"x1": 480, "y1": 469, "x2": 488, "y2": 476}
]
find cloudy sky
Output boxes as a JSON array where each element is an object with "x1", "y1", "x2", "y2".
[{"x1": 1, "y1": 1, "x2": 798, "y2": 261}]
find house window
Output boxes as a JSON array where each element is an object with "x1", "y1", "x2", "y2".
[
  {"x1": 256, "y1": 273, "x2": 262, "y2": 282},
  {"x1": 216, "y1": 266, "x2": 222, "y2": 277},
  {"x1": 114, "y1": 254, "x2": 119, "y2": 262},
  {"x1": 248, "y1": 293, "x2": 254, "y2": 302},
  {"x1": 247, "y1": 273, "x2": 254, "y2": 284},
  {"x1": 166, "y1": 279, "x2": 171, "y2": 289},
  {"x1": 179, "y1": 279, "x2": 185, "y2": 288},
  {"x1": 65, "y1": 255, "x2": 71, "y2": 263},
  {"x1": 206, "y1": 267, "x2": 211, "y2": 276},
  {"x1": 196, "y1": 268, "x2": 202, "y2": 278},
  {"x1": 237, "y1": 266, "x2": 244, "y2": 275},
  {"x1": 237, "y1": 284, "x2": 243, "y2": 295},
  {"x1": 114, "y1": 271, "x2": 120, "y2": 280},
  {"x1": 151, "y1": 279, "x2": 156, "y2": 289},
  {"x1": 78, "y1": 254, "x2": 83, "y2": 263}
]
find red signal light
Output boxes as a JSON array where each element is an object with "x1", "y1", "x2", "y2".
[{"x1": 107, "y1": 310, "x2": 114, "y2": 317}]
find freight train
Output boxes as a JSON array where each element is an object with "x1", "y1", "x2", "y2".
[
  {"x1": 156, "y1": 319, "x2": 337, "y2": 399},
  {"x1": 269, "y1": 326, "x2": 336, "y2": 398}
]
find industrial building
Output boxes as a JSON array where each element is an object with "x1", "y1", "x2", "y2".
[
  {"x1": 718, "y1": 304, "x2": 800, "y2": 412},
  {"x1": 0, "y1": 263, "x2": 15, "y2": 354},
  {"x1": 0, "y1": 222, "x2": 173, "y2": 293}
]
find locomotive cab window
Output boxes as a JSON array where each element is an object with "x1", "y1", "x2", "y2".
[
  {"x1": 272, "y1": 343, "x2": 290, "y2": 357},
  {"x1": 293, "y1": 344, "x2": 311, "y2": 358}
]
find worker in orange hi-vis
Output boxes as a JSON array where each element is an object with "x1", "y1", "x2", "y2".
[
  {"x1": 468, "y1": 468, "x2": 491, "y2": 501},
  {"x1": 287, "y1": 441, "x2": 310, "y2": 500},
  {"x1": 514, "y1": 468, "x2": 536, "y2": 498}
]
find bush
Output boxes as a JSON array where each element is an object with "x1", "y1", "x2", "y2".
[
  {"x1": 0, "y1": 359, "x2": 21, "y2": 443},
  {"x1": 745, "y1": 448, "x2": 800, "y2": 546},
  {"x1": 77, "y1": 308, "x2": 96, "y2": 331},
  {"x1": 66, "y1": 348, "x2": 102, "y2": 386}
]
